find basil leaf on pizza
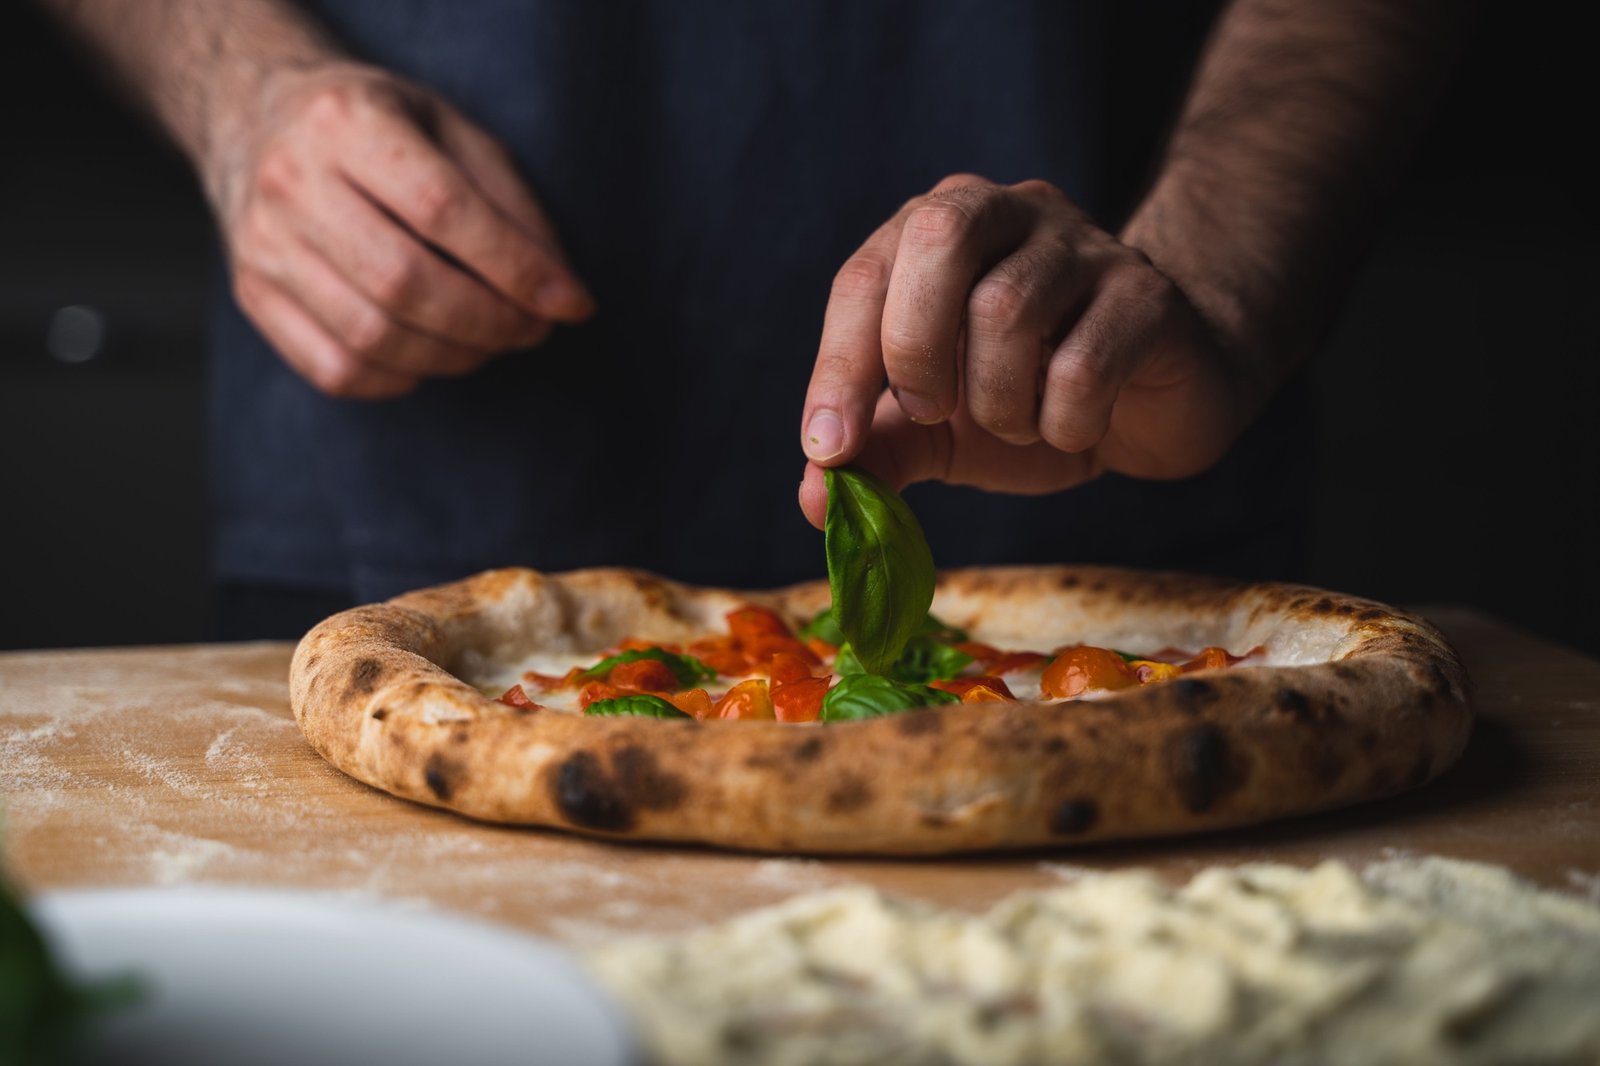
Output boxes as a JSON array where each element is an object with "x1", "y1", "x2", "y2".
[
  {"x1": 578, "y1": 647, "x2": 715, "y2": 688},
  {"x1": 834, "y1": 633, "x2": 973, "y2": 684},
  {"x1": 819, "y1": 673, "x2": 960, "y2": 722},
  {"x1": 823, "y1": 467, "x2": 937, "y2": 677},
  {"x1": 582, "y1": 694, "x2": 694, "y2": 719},
  {"x1": 798, "y1": 607, "x2": 846, "y2": 646}
]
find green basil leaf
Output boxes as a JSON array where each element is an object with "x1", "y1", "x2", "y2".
[
  {"x1": 578, "y1": 647, "x2": 715, "y2": 687},
  {"x1": 583, "y1": 694, "x2": 694, "y2": 719},
  {"x1": 798, "y1": 607, "x2": 846, "y2": 646},
  {"x1": 918, "y1": 613, "x2": 969, "y2": 644},
  {"x1": 824, "y1": 467, "x2": 937, "y2": 677},
  {"x1": 1113, "y1": 650, "x2": 1141, "y2": 663},
  {"x1": 820, "y1": 673, "x2": 959, "y2": 722},
  {"x1": 834, "y1": 635, "x2": 972, "y2": 684}
]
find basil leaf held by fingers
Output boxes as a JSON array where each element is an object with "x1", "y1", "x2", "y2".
[{"x1": 824, "y1": 466, "x2": 938, "y2": 676}]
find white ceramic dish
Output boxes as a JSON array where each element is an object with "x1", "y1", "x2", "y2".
[{"x1": 31, "y1": 886, "x2": 639, "y2": 1066}]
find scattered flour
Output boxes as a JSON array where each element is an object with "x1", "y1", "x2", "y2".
[{"x1": 588, "y1": 856, "x2": 1600, "y2": 1066}]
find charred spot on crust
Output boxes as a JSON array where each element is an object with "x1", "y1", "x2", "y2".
[
  {"x1": 424, "y1": 752, "x2": 464, "y2": 801},
  {"x1": 611, "y1": 745, "x2": 686, "y2": 811},
  {"x1": 305, "y1": 653, "x2": 322, "y2": 670},
  {"x1": 1358, "y1": 729, "x2": 1379, "y2": 751},
  {"x1": 826, "y1": 776, "x2": 873, "y2": 813},
  {"x1": 1172, "y1": 678, "x2": 1220, "y2": 713},
  {"x1": 896, "y1": 710, "x2": 943, "y2": 736},
  {"x1": 451, "y1": 727, "x2": 470, "y2": 744},
  {"x1": 370, "y1": 707, "x2": 389, "y2": 721},
  {"x1": 1166, "y1": 724, "x2": 1235, "y2": 814},
  {"x1": 1274, "y1": 688, "x2": 1311, "y2": 718},
  {"x1": 1042, "y1": 736, "x2": 1068, "y2": 755},
  {"x1": 1049, "y1": 798, "x2": 1099, "y2": 835},
  {"x1": 1357, "y1": 608, "x2": 1385, "y2": 622},
  {"x1": 1426, "y1": 663, "x2": 1455, "y2": 698},
  {"x1": 791, "y1": 736, "x2": 826, "y2": 762},
  {"x1": 346, "y1": 657, "x2": 385, "y2": 697},
  {"x1": 1306, "y1": 745, "x2": 1347, "y2": 788},
  {"x1": 1057, "y1": 573, "x2": 1081, "y2": 589},
  {"x1": 1309, "y1": 597, "x2": 1335, "y2": 614},
  {"x1": 552, "y1": 751, "x2": 634, "y2": 831}
]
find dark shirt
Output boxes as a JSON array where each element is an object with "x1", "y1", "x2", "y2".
[{"x1": 210, "y1": 0, "x2": 1306, "y2": 605}]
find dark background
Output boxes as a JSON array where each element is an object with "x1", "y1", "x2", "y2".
[{"x1": 1, "y1": 5, "x2": 1595, "y2": 654}]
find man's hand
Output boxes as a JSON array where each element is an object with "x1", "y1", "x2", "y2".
[
  {"x1": 797, "y1": 174, "x2": 1251, "y2": 527},
  {"x1": 211, "y1": 62, "x2": 593, "y2": 398}
]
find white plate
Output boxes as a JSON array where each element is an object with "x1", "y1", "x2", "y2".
[{"x1": 31, "y1": 886, "x2": 639, "y2": 1066}]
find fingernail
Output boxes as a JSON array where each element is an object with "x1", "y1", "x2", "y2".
[
  {"x1": 803, "y1": 409, "x2": 845, "y2": 461},
  {"x1": 894, "y1": 389, "x2": 942, "y2": 424}
]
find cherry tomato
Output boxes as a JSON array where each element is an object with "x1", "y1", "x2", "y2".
[
  {"x1": 727, "y1": 606, "x2": 793, "y2": 645},
  {"x1": 688, "y1": 636, "x2": 751, "y2": 677},
  {"x1": 497, "y1": 684, "x2": 540, "y2": 709},
  {"x1": 523, "y1": 666, "x2": 582, "y2": 692},
  {"x1": 766, "y1": 651, "x2": 817, "y2": 687},
  {"x1": 1040, "y1": 646, "x2": 1136, "y2": 698},
  {"x1": 666, "y1": 688, "x2": 715, "y2": 720},
  {"x1": 771, "y1": 677, "x2": 830, "y2": 723},
  {"x1": 1129, "y1": 660, "x2": 1182, "y2": 683},
  {"x1": 608, "y1": 658, "x2": 680, "y2": 693},
  {"x1": 930, "y1": 675, "x2": 1015, "y2": 702},
  {"x1": 742, "y1": 634, "x2": 822, "y2": 667},
  {"x1": 578, "y1": 681, "x2": 623, "y2": 709},
  {"x1": 713, "y1": 678, "x2": 775, "y2": 721},
  {"x1": 805, "y1": 636, "x2": 838, "y2": 662},
  {"x1": 984, "y1": 651, "x2": 1049, "y2": 675},
  {"x1": 953, "y1": 641, "x2": 1002, "y2": 664}
]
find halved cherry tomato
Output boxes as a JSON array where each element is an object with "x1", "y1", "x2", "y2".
[
  {"x1": 983, "y1": 651, "x2": 1049, "y2": 675},
  {"x1": 954, "y1": 641, "x2": 1002, "y2": 664},
  {"x1": 578, "y1": 681, "x2": 623, "y2": 709},
  {"x1": 608, "y1": 658, "x2": 679, "y2": 693},
  {"x1": 523, "y1": 666, "x2": 582, "y2": 692},
  {"x1": 687, "y1": 636, "x2": 750, "y2": 677},
  {"x1": 1129, "y1": 660, "x2": 1182, "y2": 683},
  {"x1": 930, "y1": 675, "x2": 1016, "y2": 702},
  {"x1": 771, "y1": 677, "x2": 829, "y2": 723},
  {"x1": 713, "y1": 678, "x2": 775, "y2": 721},
  {"x1": 805, "y1": 637, "x2": 838, "y2": 662},
  {"x1": 742, "y1": 633, "x2": 822, "y2": 667},
  {"x1": 497, "y1": 684, "x2": 540, "y2": 709},
  {"x1": 1040, "y1": 646, "x2": 1137, "y2": 698},
  {"x1": 766, "y1": 651, "x2": 817, "y2": 686},
  {"x1": 1181, "y1": 646, "x2": 1252, "y2": 673},
  {"x1": 727, "y1": 606, "x2": 793, "y2": 645},
  {"x1": 666, "y1": 688, "x2": 715, "y2": 720}
]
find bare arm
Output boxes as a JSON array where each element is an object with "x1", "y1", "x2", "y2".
[
  {"x1": 799, "y1": 0, "x2": 1469, "y2": 523},
  {"x1": 42, "y1": 0, "x2": 593, "y2": 398}
]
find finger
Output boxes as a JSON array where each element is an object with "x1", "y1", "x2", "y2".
[
  {"x1": 800, "y1": 219, "x2": 903, "y2": 466},
  {"x1": 1038, "y1": 267, "x2": 1177, "y2": 453},
  {"x1": 435, "y1": 102, "x2": 593, "y2": 316},
  {"x1": 798, "y1": 391, "x2": 1100, "y2": 527},
  {"x1": 338, "y1": 112, "x2": 590, "y2": 323},
  {"x1": 266, "y1": 238, "x2": 497, "y2": 379},
  {"x1": 302, "y1": 175, "x2": 549, "y2": 352},
  {"x1": 232, "y1": 270, "x2": 419, "y2": 400},
  {"x1": 881, "y1": 181, "x2": 1033, "y2": 423},
  {"x1": 963, "y1": 237, "x2": 1089, "y2": 445}
]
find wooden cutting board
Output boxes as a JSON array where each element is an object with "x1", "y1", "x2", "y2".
[{"x1": 3, "y1": 607, "x2": 1598, "y2": 945}]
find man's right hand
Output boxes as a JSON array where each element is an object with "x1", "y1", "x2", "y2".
[{"x1": 207, "y1": 62, "x2": 593, "y2": 398}]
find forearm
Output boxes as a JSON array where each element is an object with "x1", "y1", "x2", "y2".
[
  {"x1": 1123, "y1": 0, "x2": 1471, "y2": 397},
  {"x1": 38, "y1": 0, "x2": 340, "y2": 190}
]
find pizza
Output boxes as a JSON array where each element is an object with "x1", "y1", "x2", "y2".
[{"x1": 287, "y1": 564, "x2": 1472, "y2": 854}]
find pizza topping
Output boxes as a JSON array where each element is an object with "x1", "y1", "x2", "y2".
[
  {"x1": 819, "y1": 674, "x2": 960, "y2": 722},
  {"x1": 929, "y1": 675, "x2": 1016, "y2": 702},
  {"x1": 771, "y1": 676, "x2": 830, "y2": 723},
  {"x1": 823, "y1": 467, "x2": 938, "y2": 676},
  {"x1": 1040, "y1": 646, "x2": 1140, "y2": 699},
  {"x1": 664, "y1": 688, "x2": 715, "y2": 719},
  {"x1": 583, "y1": 694, "x2": 695, "y2": 719},
  {"x1": 713, "y1": 678, "x2": 777, "y2": 721},
  {"x1": 578, "y1": 647, "x2": 716, "y2": 688},
  {"x1": 496, "y1": 684, "x2": 541, "y2": 709}
]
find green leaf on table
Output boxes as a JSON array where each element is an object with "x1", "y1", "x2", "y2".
[
  {"x1": 819, "y1": 673, "x2": 959, "y2": 722},
  {"x1": 823, "y1": 467, "x2": 938, "y2": 676}
]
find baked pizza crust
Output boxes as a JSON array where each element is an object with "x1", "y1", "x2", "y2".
[{"x1": 288, "y1": 566, "x2": 1472, "y2": 854}]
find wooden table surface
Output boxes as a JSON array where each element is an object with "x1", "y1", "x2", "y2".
[{"x1": 3, "y1": 607, "x2": 1598, "y2": 944}]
